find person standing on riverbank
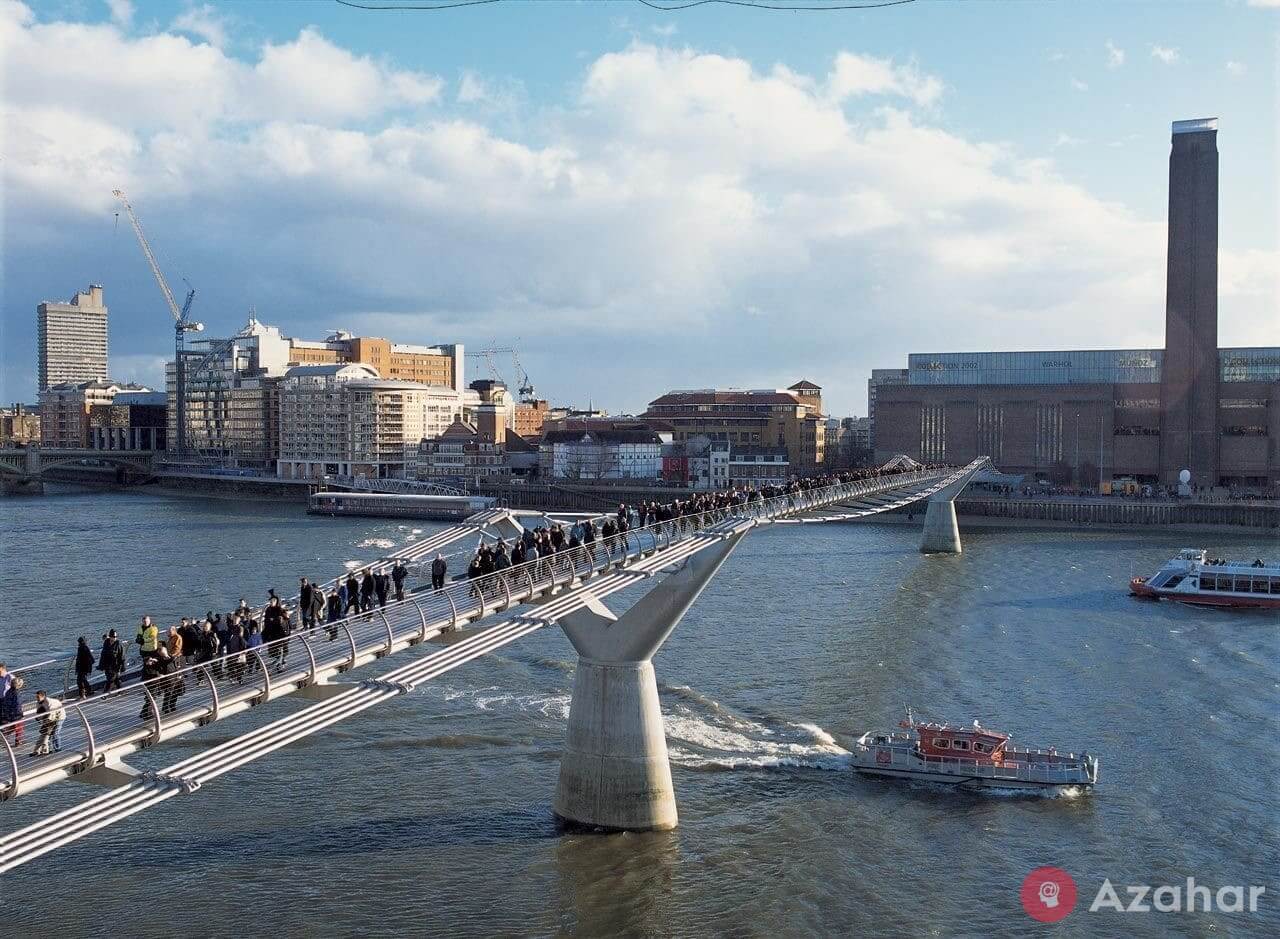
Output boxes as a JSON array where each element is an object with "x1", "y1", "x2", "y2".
[{"x1": 432, "y1": 554, "x2": 447, "y2": 590}]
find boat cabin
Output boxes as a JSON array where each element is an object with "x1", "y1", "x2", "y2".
[{"x1": 901, "y1": 719, "x2": 1009, "y2": 764}]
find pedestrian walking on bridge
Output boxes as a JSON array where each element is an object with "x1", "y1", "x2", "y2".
[
  {"x1": 98, "y1": 630, "x2": 124, "y2": 693},
  {"x1": 31, "y1": 690, "x2": 64, "y2": 755},
  {"x1": 74, "y1": 637, "x2": 95, "y2": 699},
  {"x1": 135, "y1": 616, "x2": 160, "y2": 661},
  {"x1": 300, "y1": 577, "x2": 314, "y2": 627}
]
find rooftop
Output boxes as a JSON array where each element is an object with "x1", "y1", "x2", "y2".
[{"x1": 1172, "y1": 117, "x2": 1218, "y2": 135}]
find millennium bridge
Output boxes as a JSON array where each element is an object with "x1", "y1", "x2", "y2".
[{"x1": 0, "y1": 459, "x2": 987, "y2": 872}]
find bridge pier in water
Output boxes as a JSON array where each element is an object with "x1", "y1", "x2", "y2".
[
  {"x1": 920, "y1": 499, "x2": 962, "y2": 554},
  {"x1": 553, "y1": 529, "x2": 749, "y2": 831},
  {"x1": 919, "y1": 467, "x2": 981, "y2": 554}
]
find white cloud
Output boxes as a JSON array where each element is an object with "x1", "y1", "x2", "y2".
[
  {"x1": 827, "y1": 51, "x2": 943, "y2": 106},
  {"x1": 651, "y1": 22, "x2": 678, "y2": 38},
  {"x1": 1225, "y1": 60, "x2": 1247, "y2": 77},
  {"x1": 1105, "y1": 40, "x2": 1125, "y2": 68},
  {"x1": 1245, "y1": 0, "x2": 1280, "y2": 7},
  {"x1": 171, "y1": 4, "x2": 227, "y2": 48},
  {"x1": 457, "y1": 70, "x2": 488, "y2": 103},
  {"x1": 1070, "y1": 77, "x2": 1089, "y2": 92},
  {"x1": 1047, "y1": 50, "x2": 1066, "y2": 62},
  {"x1": 1, "y1": 14, "x2": 1275, "y2": 413},
  {"x1": 252, "y1": 27, "x2": 442, "y2": 121},
  {"x1": 105, "y1": 0, "x2": 133, "y2": 27},
  {"x1": 1150, "y1": 44, "x2": 1180, "y2": 64},
  {"x1": 1054, "y1": 133, "x2": 1084, "y2": 148}
]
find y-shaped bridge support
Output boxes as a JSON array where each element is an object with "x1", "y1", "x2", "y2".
[
  {"x1": 553, "y1": 529, "x2": 749, "y2": 831},
  {"x1": 919, "y1": 459, "x2": 988, "y2": 554}
]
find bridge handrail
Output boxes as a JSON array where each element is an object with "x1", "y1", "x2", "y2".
[
  {"x1": 0, "y1": 461, "x2": 979, "y2": 798},
  {"x1": 4, "y1": 463, "x2": 958, "y2": 683}
]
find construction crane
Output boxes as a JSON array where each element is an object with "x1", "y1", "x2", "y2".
[
  {"x1": 466, "y1": 345, "x2": 538, "y2": 403},
  {"x1": 511, "y1": 349, "x2": 536, "y2": 403},
  {"x1": 112, "y1": 189, "x2": 203, "y2": 462},
  {"x1": 466, "y1": 347, "x2": 515, "y2": 384}
]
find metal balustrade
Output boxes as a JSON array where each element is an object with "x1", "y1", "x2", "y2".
[
  {"x1": 0, "y1": 541, "x2": 738, "y2": 872},
  {"x1": 0, "y1": 461, "x2": 982, "y2": 803}
]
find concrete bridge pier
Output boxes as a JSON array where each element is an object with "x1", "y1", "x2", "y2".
[
  {"x1": 1, "y1": 448, "x2": 43, "y2": 495},
  {"x1": 920, "y1": 499, "x2": 962, "y2": 554},
  {"x1": 919, "y1": 457, "x2": 989, "y2": 554},
  {"x1": 553, "y1": 529, "x2": 749, "y2": 831}
]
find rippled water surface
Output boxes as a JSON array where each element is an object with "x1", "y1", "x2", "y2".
[{"x1": 2, "y1": 488, "x2": 1277, "y2": 936}]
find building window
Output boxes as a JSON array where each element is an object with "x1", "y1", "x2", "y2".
[
  {"x1": 1035, "y1": 404, "x2": 1062, "y2": 464},
  {"x1": 977, "y1": 404, "x2": 1003, "y2": 462},
  {"x1": 920, "y1": 405, "x2": 946, "y2": 462}
]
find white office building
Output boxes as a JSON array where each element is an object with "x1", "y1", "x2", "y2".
[
  {"x1": 277, "y1": 364, "x2": 467, "y2": 479},
  {"x1": 38, "y1": 285, "x2": 109, "y2": 391}
]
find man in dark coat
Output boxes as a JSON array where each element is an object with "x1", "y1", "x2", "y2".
[
  {"x1": 346, "y1": 573, "x2": 361, "y2": 614},
  {"x1": 308, "y1": 585, "x2": 326, "y2": 627},
  {"x1": 74, "y1": 637, "x2": 95, "y2": 699},
  {"x1": 360, "y1": 571, "x2": 375, "y2": 611},
  {"x1": 391, "y1": 561, "x2": 408, "y2": 601},
  {"x1": 431, "y1": 554, "x2": 447, "y2": 590},
  {"x1": 155, "y1": 647, "x2": 183, "y2": 715},
  {"x1": 299, "y1": 578, "x2": 314, "y2": 627},
  {"x1": 99, "y1": 630, "x2": 125, "y2": 693},
  {"x1": 179, "y1": 618, "x2": 201, "y2": 666},
  {"x1": 374, "y1": 572, "x2": 389, "y2": 608},
  {"x1": 138, "y1": 654, "x2": 163, "y2": 719}
]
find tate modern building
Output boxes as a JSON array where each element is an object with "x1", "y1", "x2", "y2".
[{"x1": 872, "y1": 119, "x2": 1279, "y2": 492}]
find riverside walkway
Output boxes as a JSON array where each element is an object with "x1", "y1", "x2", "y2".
[{"x1": 0, "y1": 459, "x2": 987, "y2": 871}]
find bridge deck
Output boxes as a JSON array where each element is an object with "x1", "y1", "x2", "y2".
[{"x1": 0, "y1": 460, "x2": 988, "y2": 870}]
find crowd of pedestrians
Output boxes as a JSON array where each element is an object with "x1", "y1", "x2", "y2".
[
  {"x1": 0, "y1": 664, "x2": 65, "y2": 756},
  {"x1": 458, "y1": 466, "x2": 927, "y2": 590},
  {"x1": 3, "y1": 464, "x2": 935, "y2": 754}
]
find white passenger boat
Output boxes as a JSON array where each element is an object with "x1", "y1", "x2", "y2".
[
  {"x1": 1129, "y1": 549, "x2": 1280, "y2": 609},
  {"x1": 850, "y1": 710, "x2": 1098, "y2": 791}
]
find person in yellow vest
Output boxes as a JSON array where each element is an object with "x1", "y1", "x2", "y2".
[{"x1": 135, "y1": 616, "x2": 160, "y2": 661}]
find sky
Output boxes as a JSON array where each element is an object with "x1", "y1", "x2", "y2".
[{"x1": 1, "y1": 0, "x2": 1276, "y2": 416}]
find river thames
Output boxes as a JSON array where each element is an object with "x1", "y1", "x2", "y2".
[{"x1": 2, "y1": 488, "x2": 1276, "y2": 936}]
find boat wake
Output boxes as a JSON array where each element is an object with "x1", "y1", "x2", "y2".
[
  {"x1": 665, "y1": 710, "x2": 850, "y2": 773},
  {"x1": 424, "y1": 679, "x2": 849, "y2": 773}
]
